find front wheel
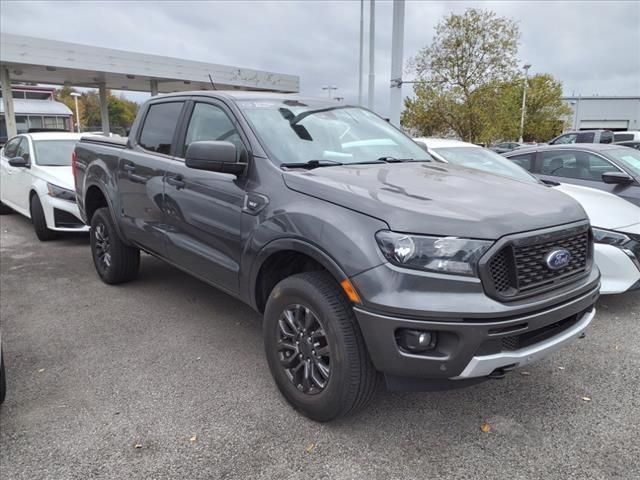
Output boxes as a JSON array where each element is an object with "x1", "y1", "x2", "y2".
[
  {"x1": 263, "y1": 271, "x2": 377, "y2": 422},
  {"x1": 30, "y1": 195, "x2": 56, "y2": 241},
  {"x1": 90, "y1": 207, "x2": 140, "y2": 284}
]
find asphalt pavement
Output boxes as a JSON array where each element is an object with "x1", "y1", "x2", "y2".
[{"x1": 1, "y1": 213, "x2": 638, "y2": 480}]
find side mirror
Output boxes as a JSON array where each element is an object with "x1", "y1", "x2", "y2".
[
  {"x1": 602, "y1": 171, "x2": 634, "y2": 185},
  {"x1": 8, "y1": 156, "x2": 29, "y2": 168},
  {"x1": 185, "y1": 141, "x2": 246, "y2": 175}
]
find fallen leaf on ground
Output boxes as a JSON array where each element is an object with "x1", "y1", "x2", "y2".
[
  {"x1": 133, "y1": 443, "x2": 143, "y2": 449},
  {"x1": 480, "y1": 422, "x2": 491, "y2": 433},
  {"x1": 557, "y1": 366, "x2": 565, "y2": 371},
  {"x1": 581, "y1": 396, "x2": 591, "y2": 402},
  {"x1": 305, "y1": 442, "x2": 316, "y2": 453},
  {"x1": 520, "y1": 371, "x2": 530, "y2": 376},
  {"x1": 37, "y1": 368, "x2": 45, "y2": 373},
  {"x1": 190, "y1": 434, "x2": 198, "y2": 443}
]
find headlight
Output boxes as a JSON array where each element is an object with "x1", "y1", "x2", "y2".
[
  {"x1": 592, "y1": 227, "x2": 630, "y2": 246},
  {"x1": 375, "y1": 230, "x2": 493, "y2": 276},
  {"x1": 47, "y1": 183, "x2": 76, "y2": 202}
]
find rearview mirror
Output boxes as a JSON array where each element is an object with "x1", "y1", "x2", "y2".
[
  {"x1": 8, "y1": 156, "x2": 29, "y2": 168},
  {"x1": 185, "y1": 141, "x2": 246, "y2": 175},
  {"x1": 602, "y1": 171, "x2": 634, "y2": 185}
]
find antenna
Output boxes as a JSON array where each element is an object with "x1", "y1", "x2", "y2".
[{"x1": 208, "y1": 74, "x2": 217, "y2": 90}]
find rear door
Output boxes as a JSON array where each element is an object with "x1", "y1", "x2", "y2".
[
  {"x1": 162, "y1": 99, "x2": 249, "y2": 294},
  {"x1": 118, "y1": 100, "x2": 187, "y2": 255}
]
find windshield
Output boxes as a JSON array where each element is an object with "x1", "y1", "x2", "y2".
[
  {"x1": 607, "y1": 148, "x2": 640, "y2": 177},
  {"x1": 433, "y1": 147, "x2": 538, "y2": 183},
  {"x1": 34, "y1": 140, "x2": 78, "y2": 166},
  {"x1": 238, "y1": 101, "x2": 432, "y2": 165}
]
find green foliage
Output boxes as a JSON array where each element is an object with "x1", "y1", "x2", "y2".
[
  {"x1": 55, "y1": 87, "x2": 139, "y2": 132},
  {"x1": 402, "y1": 8, "x2": 569, "y2": 143}
]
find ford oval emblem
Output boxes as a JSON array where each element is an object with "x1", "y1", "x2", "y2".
[{"x1": 545, "y1": 249, "x2": 572, "y2": 270}]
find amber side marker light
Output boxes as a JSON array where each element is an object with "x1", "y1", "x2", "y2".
[{"x1": 340, "y1": 278, "x2": 362, "y2": 304}]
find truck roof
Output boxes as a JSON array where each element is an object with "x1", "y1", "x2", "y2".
[{"x1": 154, "y1": 90, "x2": 343, "y2": 106}]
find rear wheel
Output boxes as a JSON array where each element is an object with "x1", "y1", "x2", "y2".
[
  {"x1": 90, "y1": 207, "x2": 140, "y2": 284},
  {"x1": 263, "y1": 271, "x2": 377, "y2": 422},
  {"x1": 30, "y1": 195, "x2": 56, "y2": 241}
]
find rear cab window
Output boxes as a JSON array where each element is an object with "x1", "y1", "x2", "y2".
[
  {"x1": 599, "y1": 131, "x2": 614, "y2": 144},
  {"x1": 138, "y1": 102, "x2": 184, "y2": 155},
  {"x1": 615, "y1": 133, "x2": 634, "y2": 142}
]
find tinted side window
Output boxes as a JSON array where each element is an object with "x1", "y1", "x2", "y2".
[
  {"x1": 509, "y1": 153, "x2": 534, "y2": 171},
  {"x1": 138, "y1": 102, "x2": 184, "y2": 155},
  {"x1": 599, "y1": 131, "x2": 613, "y2": 144},
  {"x1": 577, "y1": 131, "x2": 594, "y2": 143},
  {"x1": 184, "y1": 103, "x2": 245, "y2": 160},
  {"x1": 541, "y1": 150, "x2": 620, "y2": 181},
  {"x1": 615, "y1": 133, "x2": 633, "y2": 142},
  {"x1": 2, "y1": 137, "x2": 22, "y2": 157}
]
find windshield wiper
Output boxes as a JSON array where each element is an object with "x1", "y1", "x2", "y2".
[
  {"x1": 377, "y1": 156, "x2": 430, "y2": 163},
  {"x1": 280, "y1": 159, "x2": 344, "y2": 170}
]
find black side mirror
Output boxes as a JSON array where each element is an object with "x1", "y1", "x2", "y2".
[
  {"x1": 185, "y1": 141, "x2": 246, "y2": 175},
  {"x1": 602, "y1": 171, "x2": 634, "y2": 185},
  {"x1": 8, "y1": 156, "x2": 29, "y2": 168}
]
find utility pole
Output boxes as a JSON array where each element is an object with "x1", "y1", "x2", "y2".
[
  {"x1": 519, "y1": 63, "x2": 531, "y2": 143},
  {"x1": 367, "y1": 0, "x2": 375, "y2": 110},
  {"x1": 322, "y1": 85, "x2": 337, "y2": 98},
  {"x1": 70, "y1": 92, "x2": 81, "y2": 133},
  {"x1": 358, "y1": 0, "x2": 364, "y2": 106},
  {"x1": 389, "y1": 0, "x2": 405, "y2": 127}
]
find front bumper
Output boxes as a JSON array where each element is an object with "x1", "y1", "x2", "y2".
[
  {"x1": 596, "y1": 243, "x2": 640, "y2": 294},
  {"x1": 352, "y1": 281, "x2": 599, "y2": 380},
  {"x1": 43, "y1": 196, "x2": 89, "y2": 232}
]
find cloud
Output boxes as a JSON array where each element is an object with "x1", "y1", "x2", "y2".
[{"x1": 1, "y1": 0, "x2": 638, "y2": 115}]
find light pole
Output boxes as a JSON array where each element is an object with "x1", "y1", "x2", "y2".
[
  {"x1": 322, "y1": 85, "x2": 337, "y2": 98},
  {"x1": 70, "y1": 92, "x2": 81, "y2": 133},
  {"x1": 519, "y1": 63, "x2": 531, "y2": 143},
  {"x1": 358, "y1": 0, "x2": 364, "y2": 105}
]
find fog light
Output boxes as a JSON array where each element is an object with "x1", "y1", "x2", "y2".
[{"x1": 396, "y1": 329, "x2": 436, "y2": 353}]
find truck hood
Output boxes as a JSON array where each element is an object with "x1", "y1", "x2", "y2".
[
  {"x1": 554, "y1": 183, "x2": 640, "y2": 232},
  {"x1": 35, "y1": 166, "x2": 75, "y2": 191},
  {"x1": 283, "y1": 162, "x2": 587, "y2": 239}
]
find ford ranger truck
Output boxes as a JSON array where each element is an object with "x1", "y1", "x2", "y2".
[{"x1": 74, "y1": 92, "x2": 600, "y2": 422}]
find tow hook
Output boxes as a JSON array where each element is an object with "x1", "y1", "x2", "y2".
[{"x1": 488, "y1": 364, "x2": 517, "y2": 379}]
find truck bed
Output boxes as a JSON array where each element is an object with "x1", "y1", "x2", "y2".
[{"x1": 79, "y1": 134, "x2": 128, "y2": 149}]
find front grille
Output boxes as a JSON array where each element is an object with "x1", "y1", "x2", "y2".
[
  {"x1": 485, "y1": 225, "x2": 592, "y2": 300},
  {"x1": 500, "y1": 313, "x2": 582, "y2": 351},
  {"x1": 54, "y1": 209, "x2": 85, "y2": 228}
]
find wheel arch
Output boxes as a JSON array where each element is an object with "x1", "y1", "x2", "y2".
[{"x1": 249, "y1": 239, "x2": 350, "y2": 313}]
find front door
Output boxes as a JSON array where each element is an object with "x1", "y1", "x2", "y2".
[
  {"x1": 118, "y1": 101, "x2": 186, "y2": 255},
  {"x1": 8, "y1": 138, "x2": 34, "y2": 213},
  {"x1": 162, "y1": 101, "x2": 247, "y2": 294}
]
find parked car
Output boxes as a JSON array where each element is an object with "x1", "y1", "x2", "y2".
[
  {"x1": 490, "y1": 141, "x2": 523, "y2": 154},
  {"x1": 416, "y1": 137, "x2": 640, "y2": 294},
  {"x1": 614, "y1": 131, "x2": 640, "y2": 142},
  {"x1": 615, "y1": 140, "x2": 640, "y2": 151},
  {"x1": 0, "y1": 132, "x2": 89, "y2": 240},
  {"x1": 503, "y1": 144, "x2": 640, "y2": 207},
  {"x1": 75, "y1": 92, "x2": 599, "y2": 421},
  {"x1": 548, "y1": 130, "x2": 614, "y2": 145}
]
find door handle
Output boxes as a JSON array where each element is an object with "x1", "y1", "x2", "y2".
[
  {"x1": 166, "y1": 175, "x2": 186, "y2": 189},
  {"x1": 122, "y1": 163, "x2": 136, "y2": 173}
]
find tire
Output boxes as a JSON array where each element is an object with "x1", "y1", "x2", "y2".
[
  {"x1": 0, "y1": 349, "x2": 6, "y2": 405},
  {"x1": 263, "y1": 271, "x2": 377, "y2": 422},
  {"x1": 0, "y1": 202, "x2": 13, "y2": 215},
  {"x1": 30, "y1": 194, "x2": 56, "y2": 241},
  {"x1": 90, "y1": 207, "x2": 140, "y2": 284}
]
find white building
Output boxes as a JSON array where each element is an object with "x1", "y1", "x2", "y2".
[{"x1": 562, "y1": 96, "x2": 640, "y2": 132}]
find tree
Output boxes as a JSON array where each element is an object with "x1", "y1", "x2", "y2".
[
  {"x1": 403, "y1": 8, "x2": 520, "y2": 142},
  {"x1": 55, "y1": 87, "x2": 139, "y2": 132}
]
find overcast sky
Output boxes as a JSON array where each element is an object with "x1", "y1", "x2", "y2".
[{"x1": 1, "y1": 0, "x2": 638, "y2": 115}]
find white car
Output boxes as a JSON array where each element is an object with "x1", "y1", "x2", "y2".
[
  {"x1": 415, "y1": 137, "x2": 640, "y2": 294},
  {"x1": 0, "y1": 132, "x2": 89, "y2": 240}
]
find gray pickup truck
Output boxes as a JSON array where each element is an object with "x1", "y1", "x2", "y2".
[{"x1": 74, "y1": 91, "x2": 600, "y2": 421}]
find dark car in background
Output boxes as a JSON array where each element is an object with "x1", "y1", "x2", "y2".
[
  {"x1": 548, "y1": 130, "x2": 614, "y2": 145},
  {"x1": 490, "y1": 141, "x2": 523, "y2": 154},
  {"x1": 504, "y1": 144, "x2": 640, "y2": 206}
]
